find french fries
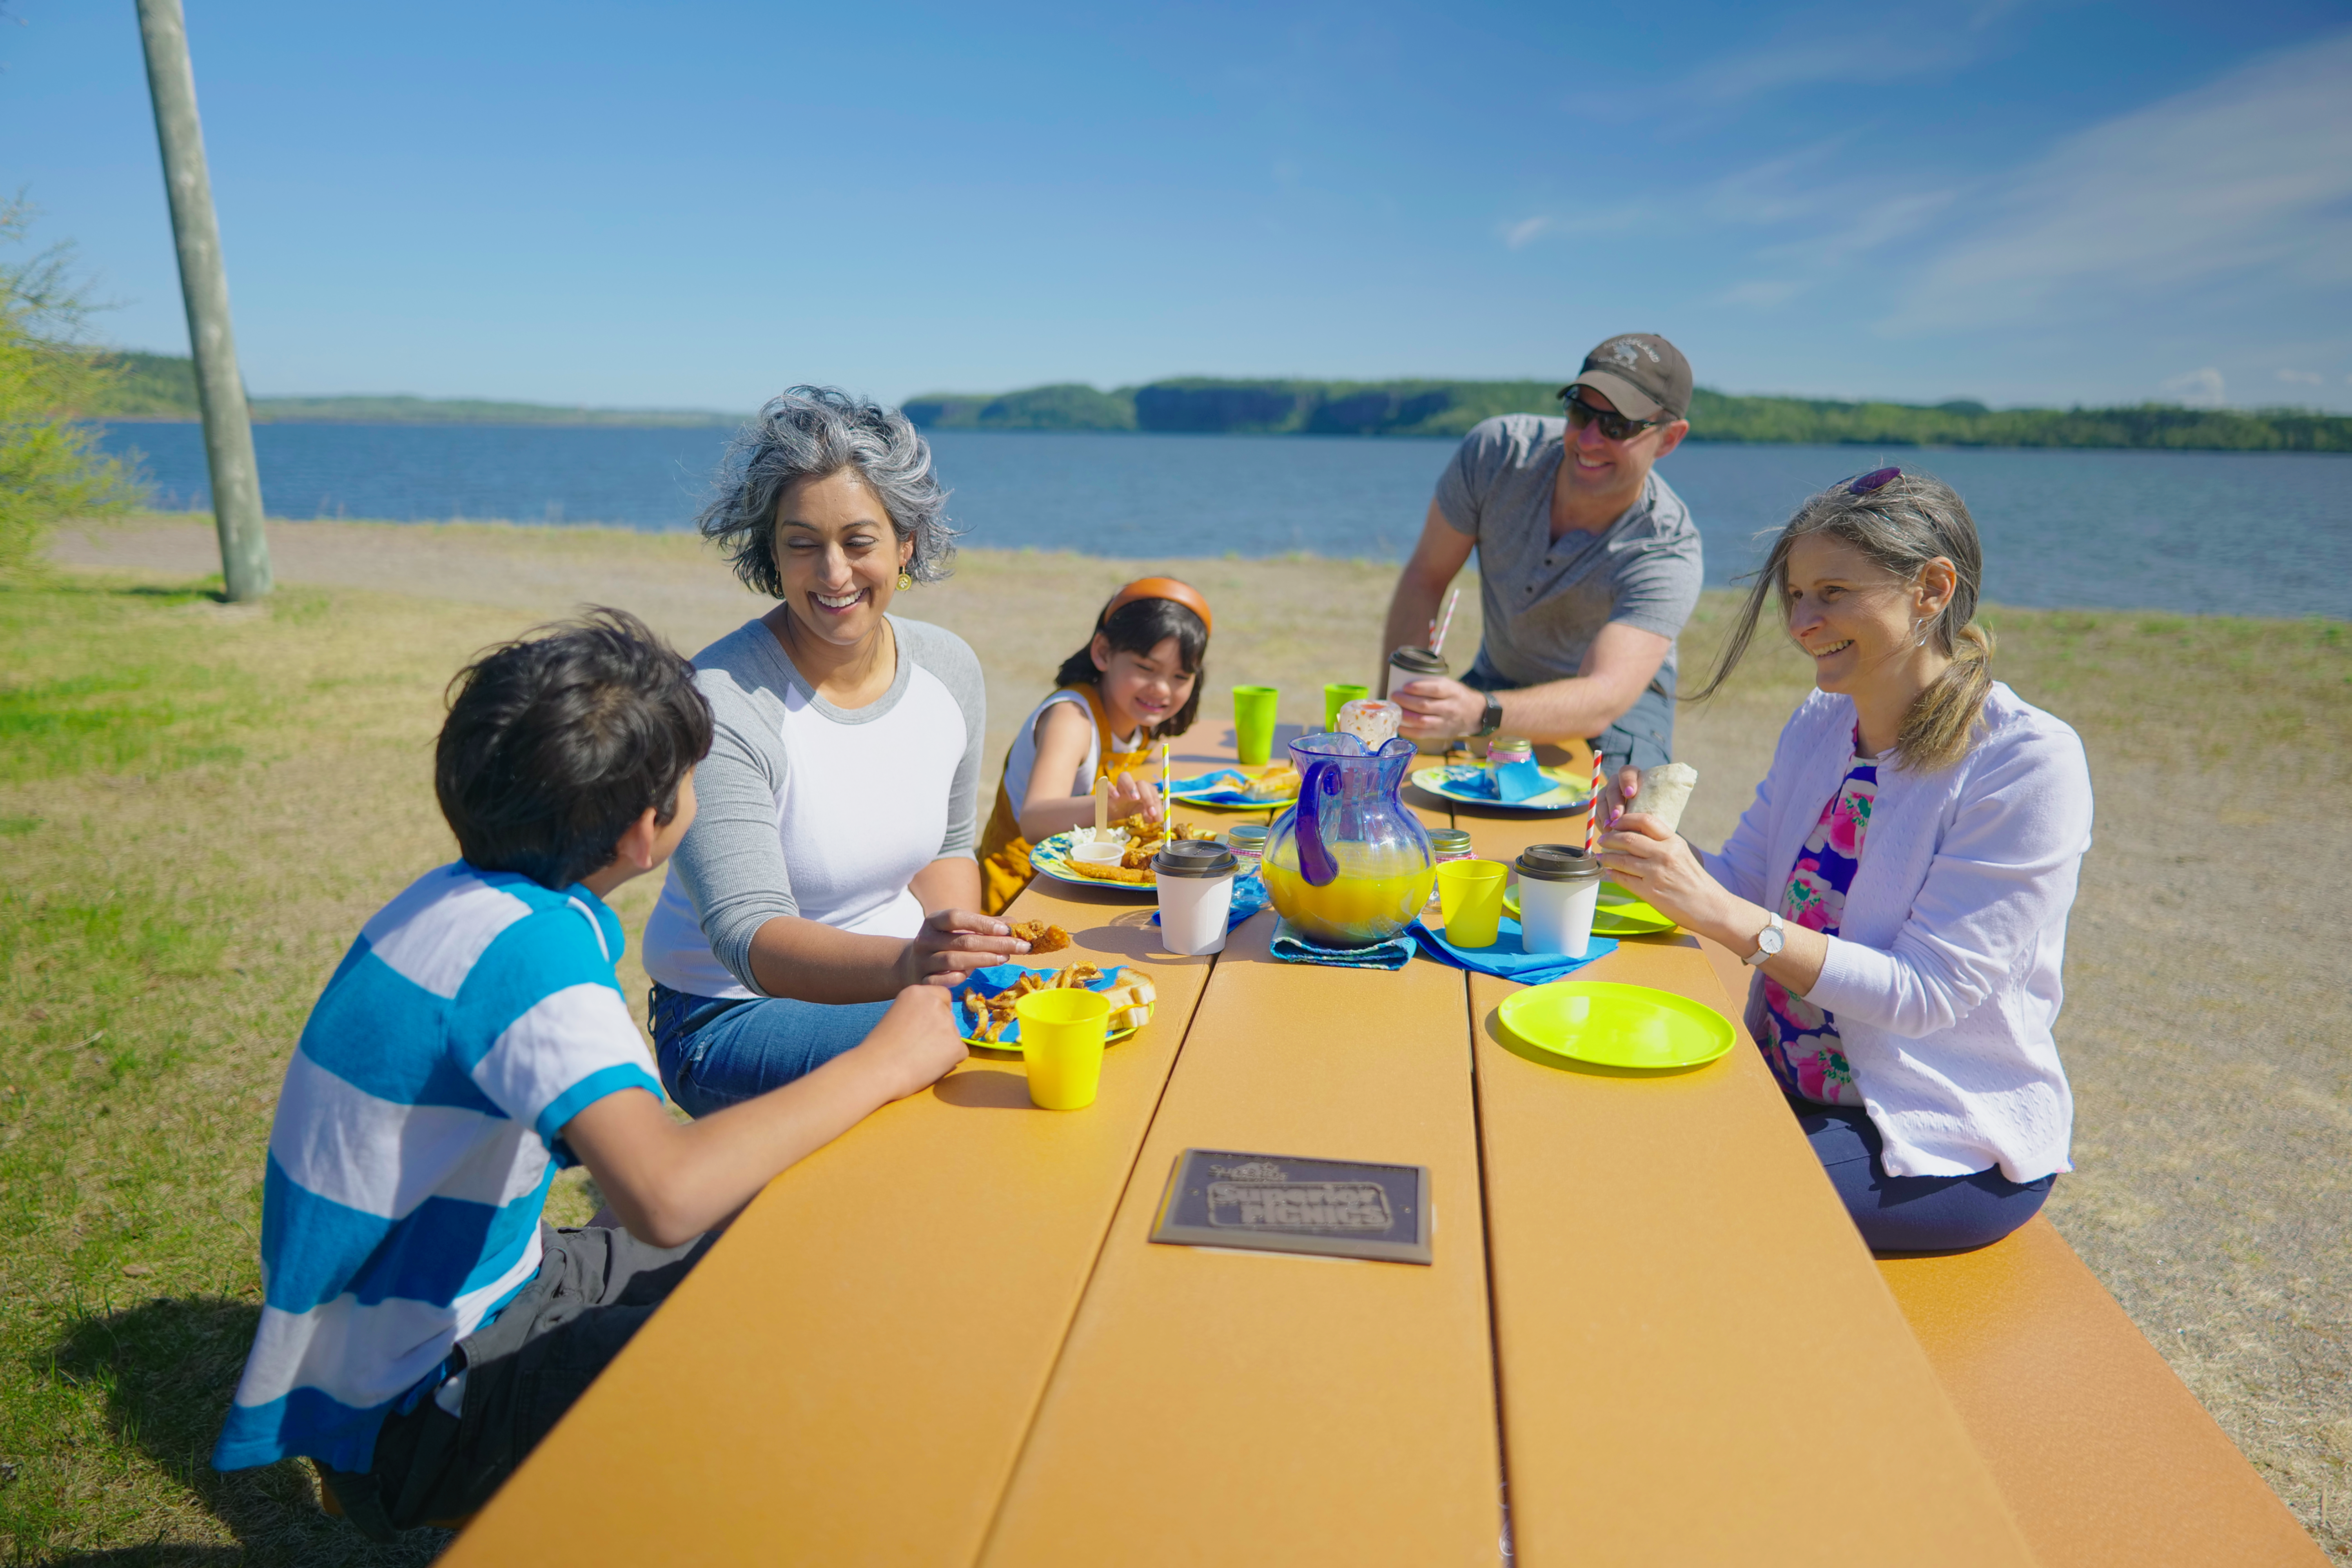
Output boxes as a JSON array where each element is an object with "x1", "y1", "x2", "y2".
[{"x1": 959, "y1": 965, "x2": 1156, "y2": 1045}]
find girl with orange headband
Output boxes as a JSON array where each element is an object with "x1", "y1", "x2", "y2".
[{"x1": 977, "y1": 577, "x2": 1213, "y2": 913}]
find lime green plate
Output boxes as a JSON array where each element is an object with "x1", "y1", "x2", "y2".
[
  {"x1": 1503, "y1": 880, "x2": 1678, "y2": 936},
  {"x1": 1497, "y1": 980, "x2": 1734, "y2": 1071}
]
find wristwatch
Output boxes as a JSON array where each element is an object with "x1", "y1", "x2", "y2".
[
  {"x1": 1474, "y1": 692, "x2": 1504, "y2": 738},
  {"x1": 1742, "y1": 910, "x2": 1786, "y2": 966}
]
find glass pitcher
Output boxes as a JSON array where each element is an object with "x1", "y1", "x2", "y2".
[{"x1": 1262, "y1": 732, "x2": 1436, "y2": 947}]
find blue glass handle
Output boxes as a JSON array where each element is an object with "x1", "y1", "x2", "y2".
[{"x1": 1296, "y1": 758, "x2": 1342, "y2": 886}]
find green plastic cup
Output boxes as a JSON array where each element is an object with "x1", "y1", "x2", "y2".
[
  {"x1": 1232, "y1": 686, "x2": 1279, "y2": 766},
  {"x1": 1323, "y1": 682, "x2": 1369, "y2": 733}
]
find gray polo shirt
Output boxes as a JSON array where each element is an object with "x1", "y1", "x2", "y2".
[{"x1": 1433, "y1": 414, "x2": 1703, "y2": 693}]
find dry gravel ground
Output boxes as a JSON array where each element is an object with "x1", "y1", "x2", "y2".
[{"x1": 34, "y1": 515, "x2": 2352, "y2": 1560}]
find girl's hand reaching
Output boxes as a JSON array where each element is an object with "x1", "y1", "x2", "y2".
[{"x1": 1107, "y1": 768, "x2": 1163, "y2": 823}]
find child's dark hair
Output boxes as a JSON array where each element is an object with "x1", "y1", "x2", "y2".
[
  {"x1": 1052, "y1": 596, "x2": 1208, "y2": 738},
  {"x1": 436, "y1": 609, "x2": 713, "y2": 889}
]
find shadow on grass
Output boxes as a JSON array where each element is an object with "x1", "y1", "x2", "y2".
[{"x1": 45, "y1": 1298, "x2": 450, "y2": 1568}]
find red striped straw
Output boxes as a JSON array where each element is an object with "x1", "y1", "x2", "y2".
[
  {"x1": 1428, "y1": 587, "x2": 1460, "y2": 654},
  {"x1": 1584, "y1": 745, "x2": 1606, "y2": 853}
]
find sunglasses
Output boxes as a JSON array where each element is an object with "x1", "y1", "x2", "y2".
[
  {"x1": 1561, "y1": 393, "x2": 1658, "y2": 443},
  {"x1": 1847, "y1": 466, "x2": 1902, "y2": 494}
]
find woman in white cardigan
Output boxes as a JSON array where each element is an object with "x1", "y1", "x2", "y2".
[{"x1": 1600, "y1": 467, "x2": 2093, "y2": 1252}]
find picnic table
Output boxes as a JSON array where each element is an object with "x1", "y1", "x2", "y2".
[{"x1": 434, "y1": 735, "x2": 2300, "y2": 1565}]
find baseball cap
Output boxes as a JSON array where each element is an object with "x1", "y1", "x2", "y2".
[{"x1": 1561, "y1": 333, "x2": 1692, "y2": 423}]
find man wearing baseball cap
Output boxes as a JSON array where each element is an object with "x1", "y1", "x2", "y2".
[{"x1": 1377, "y1": 332, "x2": 1701, "y2": 790}]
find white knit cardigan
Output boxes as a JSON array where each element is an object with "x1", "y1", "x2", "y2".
[{"x1": 1699, "y1": 682, "x2": 2094, "y2": 1182}]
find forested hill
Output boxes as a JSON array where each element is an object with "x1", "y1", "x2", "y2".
[
  {"x1": 72, "y1": 352, "x2": 2351, "y2": 451},
  {"x1": 80, "y1": 351, "x2": 739, "y2": 426},
  {"x1": 904, "y1": 379, "x2": 2352, "y2": 452}
]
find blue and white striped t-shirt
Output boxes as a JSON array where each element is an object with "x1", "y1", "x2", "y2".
[{"x1": 211, "y1": 862, "x2": 662, "y2": 1474}]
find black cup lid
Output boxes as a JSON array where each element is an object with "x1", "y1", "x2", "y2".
[
  {"x1": 1388, "y1": 646, "x2": 1449, "y2": 676},
  {"x1": 1155, "y1": 840, "x2": 1238, "y2": 878},
  {"x1": 1515, "y1": 843, "x2": 1603, "y2": 882}
]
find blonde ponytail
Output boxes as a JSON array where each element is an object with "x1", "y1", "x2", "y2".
[{"x1": 1895, "y1": 620, "x2": 1993, "y2": 773}]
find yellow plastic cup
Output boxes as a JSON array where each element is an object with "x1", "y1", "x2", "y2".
[
  {"x1": 1322, "y1": 682, "x2": 1368, "y2": 731},
  {"x1": 1437, "y1": 859, "x2": 1509, "y2": 948},
  {"x1": 1232, "y1": 685, "x2": 1279, "y2": 766},
  {"x1": 1018, "y1": 988, "x2": 1111, "y2": 1110}
]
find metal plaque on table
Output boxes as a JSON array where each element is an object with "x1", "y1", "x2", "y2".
[{"x1": 1149, "y1": 1149, "x2": 1432, "y2": 1265}]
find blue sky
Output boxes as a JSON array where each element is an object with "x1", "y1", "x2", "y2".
[{"x1": 8, "y1": 1, "x2": 2350, "y2": 413}]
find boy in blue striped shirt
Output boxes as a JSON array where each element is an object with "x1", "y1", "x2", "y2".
[{"x1": 211, "y1": 610, "x2": 968, "y2": 1537}]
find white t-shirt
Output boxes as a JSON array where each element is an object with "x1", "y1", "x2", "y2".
[
  {"x1": 998, "y1": 688, "x2": 1141, "y2": 811},
  {"x1": 641, "y1": 616, "x2": 987, "y2": 1001}
]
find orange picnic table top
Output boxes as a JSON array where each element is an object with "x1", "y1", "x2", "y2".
[{"x1": 442, "y1": 736, "x2": 2037, "y2": 1566}]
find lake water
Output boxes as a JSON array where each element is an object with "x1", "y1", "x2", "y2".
[{"x1": 95, "y1": 421, "x2": 2351, "y2": 619}]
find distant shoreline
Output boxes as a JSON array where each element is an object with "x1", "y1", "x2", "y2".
[
  {"x1": 90, "y1": 414, "x2": 2352, "y2": 457},
  {"x1": 76, "y1": 353, "x2": 2352, "y2": 452}
]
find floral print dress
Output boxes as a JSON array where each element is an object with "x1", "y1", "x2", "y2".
[{"x1": 1760, "y1": 744, "x2": 1878, "y2": 1105}]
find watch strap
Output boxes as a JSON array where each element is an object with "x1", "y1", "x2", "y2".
[{"x1": 1475, "y1": 693, "x2": 1504, "y2": 737}]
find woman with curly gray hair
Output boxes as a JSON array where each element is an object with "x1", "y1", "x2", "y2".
[
  {"x1": 640, "y1": 387, "x2": 1026, "y2": 1113},
  {"x1": 1597, "y1": 468, "x2": 2094, "y2": 1254}
]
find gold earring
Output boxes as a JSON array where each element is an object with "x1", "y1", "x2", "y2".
[{"x1": 895, "y1": 570, "x2": 914, "y2": 592}]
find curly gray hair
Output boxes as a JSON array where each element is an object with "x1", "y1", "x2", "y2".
[{"x1": 699, "y1": 386, "x2": 958, "y2": 597}]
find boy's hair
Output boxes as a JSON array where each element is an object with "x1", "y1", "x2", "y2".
[
  {"x1": 1051, "y1": 595, "x2": 1208, "y2": 739},
  {"x1": 436, "y1": 608, "x2": 714, "y2": 889}
]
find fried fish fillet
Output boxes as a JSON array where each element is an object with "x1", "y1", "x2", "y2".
[{"x1": 1009, "y1": 920, "x2": 1070, "y2": 954}]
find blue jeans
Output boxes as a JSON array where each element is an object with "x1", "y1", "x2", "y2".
[
  {"x1": 648, "y1": 982, "x2": 893, "y2": 1119},
  {"x1": 1792, "y1": 1097, "x2": 2054, "y2": 1254},
  {"x1": 1461, "y1": 652, "x2": 1675, "y2": 776}
]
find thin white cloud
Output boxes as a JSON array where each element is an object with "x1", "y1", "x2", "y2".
[
  {"x1": 1501, "y1": 216, "x2": 1554, "y2": 250},
  {"x1": 2276, "y1": 368, "x2": 2325, "y2": 385},
  {"x1": 2160, "y1": 368, "x2": 2227, "y2": 407},
  {"x1": 1716, "y1": 279, "x2": 1804, "y2": 308},
  {"x1": 1887, "y1": 31, "x2": 2352, "y2": 332}
]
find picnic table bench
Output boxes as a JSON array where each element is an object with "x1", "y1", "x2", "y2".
[{"x1": 438, "y1": 736, "x2": 2325, "y2": 1565}]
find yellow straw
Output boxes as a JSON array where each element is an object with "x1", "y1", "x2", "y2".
[{"x1": 1161, "y1": 742, "x2": 1171, "y2": 818}]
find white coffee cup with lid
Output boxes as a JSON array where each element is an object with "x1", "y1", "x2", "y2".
[
  {"x1": 1154, "y1": 840, "x2": 1238, "y2": 956},
  {"x1": 1514, "y1": 843, "x2": 1604, "y2": 957}
]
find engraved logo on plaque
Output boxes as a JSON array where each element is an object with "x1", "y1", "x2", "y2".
[{"x1": 1151, "y1": 1149, "x2": 1432, "y2": 1264}]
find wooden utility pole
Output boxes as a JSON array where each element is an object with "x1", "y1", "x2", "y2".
[{"x1": 134, "y1": 0, "x2": 271, "y2": 601}]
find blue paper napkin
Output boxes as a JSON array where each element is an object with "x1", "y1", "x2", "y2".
[
  {"x1": 1150, "y1": 872, "x2": 1271, "y2": 932},
  {"x1": 1168, "y1": 768, "x2": 1284, "y2": 807},
  {"x1": 1409, "y1": 916, "x2": 1617, "y2": 985},
  {"x1": 1439, "y1": 764, "x2": 1499, "y2": 799},
  {"x1": 1494, "y1": 759, "x2": 1552, "y2": 803},
  {"x1": 951, "y1": 961, "x2": 1125, "y2": 1047},
  {"x1": 1269, "y1": 916, "x2": 1417, "y2": 970}
]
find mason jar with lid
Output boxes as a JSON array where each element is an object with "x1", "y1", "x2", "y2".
[
  {"x1": 1225, "y1": 822, "x2": 1267, "y2": 872},
  {"x1": 1486, "y1": 736, "x2": 1534, "y2": 768},
  {"x1": 1424, "y1": 827, "x2": 1473, "y2": 907}
]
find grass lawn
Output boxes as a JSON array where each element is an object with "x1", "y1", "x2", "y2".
[{"x1": 3, "y1": 528, "x2": 2347, "y2": 1562}]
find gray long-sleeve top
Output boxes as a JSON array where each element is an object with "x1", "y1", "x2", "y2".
[{"x1": 640, "y1": 615, "x2": 987, "y2": 1000}]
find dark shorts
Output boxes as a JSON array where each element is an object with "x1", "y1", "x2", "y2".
[
  {"x1": 1791, "y1": 1097, "x2": 2054, "y2": 1254},
  {"x1": 320, "y1": 1223, "x2": 714, "y2": 1539},
  {"x1": 1461, "y1": 653, "x2": 1675, "y2": 776}
]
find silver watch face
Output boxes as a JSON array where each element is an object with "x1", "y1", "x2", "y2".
[{"x1": 1758, "y1": 924, "x2": 1786, "y2": 957}]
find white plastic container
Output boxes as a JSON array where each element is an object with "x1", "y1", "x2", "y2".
[
  {"x1": 1154, "y1": 840, "x2": 1238, "y2": 956},
  {"x1": 1515, "y1": 843, "x2": 1604, "y2": 958}
]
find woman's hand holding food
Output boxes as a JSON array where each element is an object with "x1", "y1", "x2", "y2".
[
  {"x1": 1594, "y1": 814, "x2": 1733, "y2": 932},
  {"x1": 903, "y1": 908, "x2": 1031, "y2": 988},
  {"x1": 1593, "y1": 762, "x2": 1644, "y2": 828}
]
